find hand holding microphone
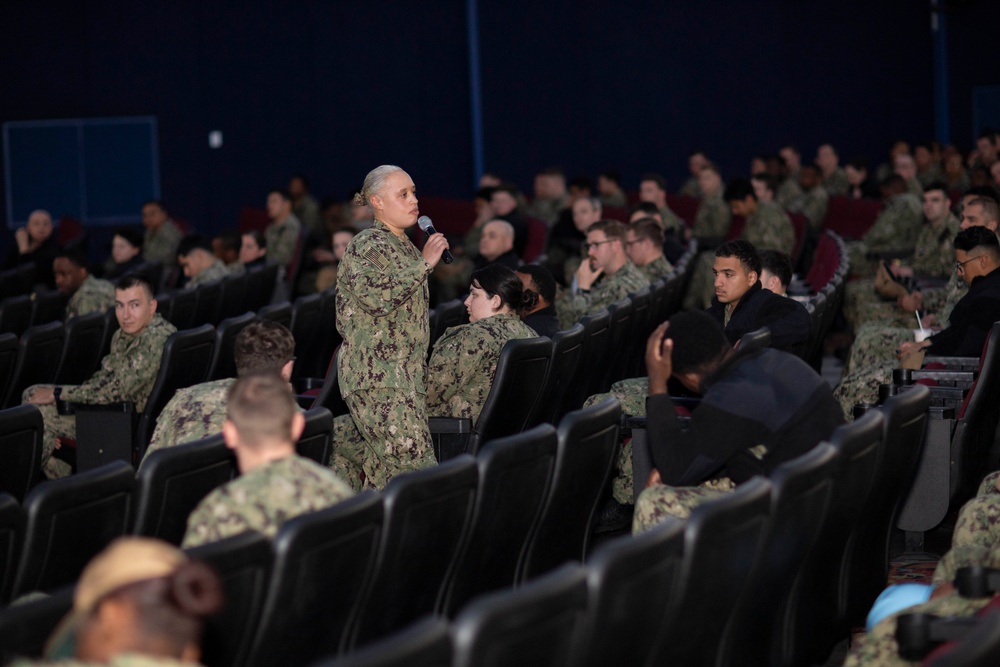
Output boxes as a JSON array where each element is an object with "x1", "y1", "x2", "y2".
[{"x1": 417, "y1": 215, "x2": 454, "y2": 266}]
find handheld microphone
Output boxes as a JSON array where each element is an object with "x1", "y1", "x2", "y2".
[{"x1": 417, "y1": 215, "x2": 454, "y2": 264}]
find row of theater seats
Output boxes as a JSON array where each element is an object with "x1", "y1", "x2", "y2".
[
  {"x1": 0, "y1": 398, "x2": 624, "y2": 666},
  {"x1": 793, "y1": 231, "x2": 850, "y2": 371},
  {"x1": 0, "y1": 405, "x2": 335, "y2": 606}
]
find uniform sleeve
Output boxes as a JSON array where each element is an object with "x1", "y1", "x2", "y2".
[
  {"x1": 60, "y1": 329, "x2": 167, "y2": 408},
  {"x1": 340, "y1": 239, "x2": 430, "y2": 317},
  {"x1": 425, "y1": 327, "x2": 472, "y2": 416},
  {"x1": 181, "y1": 490, "x2": 243, "y2": 548},
  {"x1": 268, "y1": 219, "x2": 302, "y2": 267}
]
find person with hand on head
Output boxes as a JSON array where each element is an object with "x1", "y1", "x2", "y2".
[
  {"x1": 3, "y1": 209, "x2": 60, "y2": 289},
  {"x1": 425, "y1": 264, "x2": 538, "y2": 423},
  {"x1": 332, "y1": 165, "x2": 450, "y2": 490}
]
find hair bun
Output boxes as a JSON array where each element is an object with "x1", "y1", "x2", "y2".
[
  {"x1": 352, "y1": 192, "x2": 367, "y2": 207},
  {"x1": 169, "y1": 562, "x2": 224, "y2": 617}
]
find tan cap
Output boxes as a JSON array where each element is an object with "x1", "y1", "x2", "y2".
[{"x1": 46, "y1": 537, "x2": 188, "y2": 658}]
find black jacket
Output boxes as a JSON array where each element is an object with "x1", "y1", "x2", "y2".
[
  {"x1": 523, "y1": 305, "x2": 559, "y2": 339},
  {"x1": 647, "y1": 347, "x2": 844, "y2": 486},
  {"x1": 927, "y1": 265, "x2": 1000, "y2": 356},
  {"x1": 706, "y1": 281, "x2": 811, "y2": 352}
]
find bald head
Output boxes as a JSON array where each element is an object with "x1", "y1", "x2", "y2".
[{"x1": 479, "y1": 220, "x2": 515, "y2": 261}]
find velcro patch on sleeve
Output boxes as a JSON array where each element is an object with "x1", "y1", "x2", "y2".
[{"x1": 362, "y1": 246, "x2": 390, "y2": 272}]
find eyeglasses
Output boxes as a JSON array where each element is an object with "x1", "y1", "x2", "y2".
[
  {"x1": 582, "y1": 240, "x2": 614, "y2": 252},
  {"x1": 624, "y1": 239, "x2": 644, "y2": 248},
  {"x1": 955, "y1": 255, "x2": 981, "y2": 274}
]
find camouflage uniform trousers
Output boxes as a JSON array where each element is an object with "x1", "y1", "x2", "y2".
[
  {"x1": 847, "y1": 241, "x2": 878, "y2": 278},
  {"x1": 843, "y1": 592, "x2": 992, "y2": 667},
  {"x1": 843, "y1": 279, "x2": 895, "y2": 329},
  {"x1": 330, "y1": 389, "x2": 436, "y2": 491},
  {"x1": 932, "y1": 496, "x2": 1000, "y2": 583},
  {"x1": 585, "y1": 379, "x2": 648, "y2": 504},
  {"x1": 22, "y1": 386, "x2": 74, "y2": 479},
  {"x1": 632, "y1": 477, "x2": 736, "y2": 533},
  {"x1": 845, "y1": 325, "x2": 915, "y2": 376},
  {"x1": 978, "y1": 471, "x2": 1000, "y2": 496},
  {"x1": 833, "y1": 362, "x2": 895, "y2": 421}
]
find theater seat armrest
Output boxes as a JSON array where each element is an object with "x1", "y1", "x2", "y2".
[
  {"x1": 294, "y1": 395, "x2": 314, "y2": 410},
  {"x1": 429, "y1": 417, "x2": 473, "y2": 463},
  {"x1": 429, "y1": 417, "x2": 473, "y2": 434},
  {"x1": 58, "y1": 400, "x2": 135, "y2": 416},
  {"x1": 922, "y1": 356, "x2": 979, "y2": 370}
]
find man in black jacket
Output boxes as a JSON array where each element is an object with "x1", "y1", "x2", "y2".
[
  {"x1": 633, "y1": 310, "x2": 844, "y2": 532},
  {"x1": 706, "y1": 239, "x2": 811, "y2": 352}
]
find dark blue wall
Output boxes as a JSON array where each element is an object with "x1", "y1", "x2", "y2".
[{"x1": 1, "y1": 1, "x2": 995, "y2": 241}]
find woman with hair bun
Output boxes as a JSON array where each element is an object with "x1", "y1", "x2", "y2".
[
  {"x1": 425, "y1": 263, "x2": 539, "y2": 423},
  {"x1": 37, "y1": 537, "x2": 223, "y2": 665}
]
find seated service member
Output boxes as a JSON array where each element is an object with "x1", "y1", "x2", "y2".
[
  {"x1": 182, "y1": 373, "x2": 354, "y2": 548},
  {"x1": 177, "y1": 236, "x2": 230, "y2": 288},
  {"x1": 240, "y1": 230, "x2": 268, "y2": 271},
  {"x1": 625, "y1": 217, "x2": 673, "y2": 282},
  {"x1": 758, "y1": 248, "x2": 793, "y2": 296},
  {"x1": 144, "y1": 320, "x2": 296, "y2": 460},
  {"x1": 425, "y1": 265, "x2": 537, "y2": 423},
  {"x1": 264, "y1": 188, "x2": 304, "y2": 268},
  {"x1": 555, "y1": 219, "x2": 649, "y2": 328},
  {"x1": 23, "y1": 275, "x2": 176, "y2": 479},
  {"x1": 633, "y1": 311, "x2": 844, "y2": 532},
  {"x1": 53, "y1": 249, "x2": 115, "y2": 319}
]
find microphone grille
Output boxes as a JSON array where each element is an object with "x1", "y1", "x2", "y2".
[{"x1": 417, "y1": 215, "x2": 432, "y2": 231}]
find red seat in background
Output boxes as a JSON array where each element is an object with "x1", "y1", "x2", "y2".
[{"x1": 822, "y1": 196, "x2": 882, "y2": 240}]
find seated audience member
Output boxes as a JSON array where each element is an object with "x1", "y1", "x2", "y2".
[
  {"x1": 475, "y1": 220, "x2": 520, "y2": 270},
  {"x1": 546, "y1": 195, "x2": 600, "y2": 285},
  {"x1": 182, "y1": 373, "x2": 354, "y2": 547},
  {"x1": 240, "y1": 230, "x2": 268, "y2": 271},
  {"x1": 625, "y1": 218, "x2": 673, "y2": 282},
  {"x1": 758, "y1": 248, "x2": 793, "y2": 296},
  {"x1": 555, "y1": 219, "x2": 649, "y2": 329},
  {"x1": 289, "y1": 172, "x2": 323, "y2": 240},
  {"x1": 264, "y1": 188, "x2": 304, "y2": 268},
  {"x1": 525, "y1": 167, "x2": 568, "y2": 226},
  {"x1": 846, "y1": 174, "x2": 924, "y2": 277},
  {"x1": 3, "y1": 209, "x2": 59, "y2": 289},
  {"x1": 751, "y1": 171, "x2": 779, "y2": 204},
  {"x1": 144, "y1": 319, "x2": 296, "y2": 460},
  {"x1": 845, "y1": 156, "x2": 882, "y2": 200},
  {"x1": 39, "y1": 537, "x2": 223, "y2": 665},
  {"x1": 597, "y1": 169, "x2": 627, "y2": 208},
  {"x1": 54, "y1": 249, "x2": 116, "y2": 320},
  {"x1": 141, "y1": 200, "x2": 183, "y2": 266},
  {"x1": 516, "y1": 264, "x2": 559, "y2": 338},
  {"x1": 23, "y1": 275, "x2": 176, "y2": 478},
  {"x1": 970, "y1": 164, "x2": 993, "y2": 190},
  {"x1": 425, "y1": 264, "x2": 537, "y2": 423},
  {"x1": 944, "y1": 150, "x2": 971, "y2": 194},
  {"x1": 638, "y1": 173, "x2": 684, "y2": 236},
  {"x1": 212, "y1": 229, "x2": 245, "y2": 275},
  {"x1": 835, "y1": 226, "x2": 1000, "y2": 417},
  {"x1": 460, "y1": 186, "x2": 499, "y2": 258},
  {"x1": 177, "y1": 236, "x2": 229, "y2": 288},
  {"x1": 789, "y1": 162, "x2": 829, "y2": 230},
  {"x1": 678, "y1": 150, "x2": 710, "y2": 197},
  {"x1": 875, "y1": 139, "x2": 911, "y2": 183},
  {"x1": 895, "y1": 152, "x2": 924, "y2": 196},
  {"x1": 490, "y1": 184, "x2": 529, "y2": 258},
  {"x1": 914, "y1": 141, "x2": 944, "y2": 187},
  {"x1": 104, "y1": 227, "x2": 145, "y2": 279},
  {"x1": 770, "y1": 151, "x2": 802, "y2": 209},
  {"x1": 816, "y1": 143, "x2": 849, "y2": 196},
  {"x1": 632, "y1": 310, "x2": 843, "y2": 532},
  {"x1": 725, "y1": 178, "x2": 796, "y2": 256},
  {"x1": 315, "y1": 226, "x2": 357, "y2": 292},
  {"x1": 691, "y1": 163, "x2": 731, "y2": 242},
  {"x1": 630, "y1": 201, "x2": 686, "y2": 264}
]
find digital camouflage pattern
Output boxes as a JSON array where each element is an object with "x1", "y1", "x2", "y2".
[
  {"x1": 833, "y1": 361, "x2": 895, "y2": 421},
  {"x1": 776, "y1": 177, "x2": 802, "y2": 209},
  {"x1": 425, "y1": 312, "x2": 537, "y2": 423},
  {"x1": 10, "y1": 653, "x2": 205, "y2": 667},
  {"x1": 585, "y1": 378, "x2": 648, "y2": 504},
  {"x1": 743, "y1": 200, "x2": 796, "y2": 256},
  {"x1": 978, "y1": 470, "x2": 1000, "y2": 496},
  {"x1": 659, "y1": 205, "x2": 684, "y2": 235},
  {"x1": 144, "y1": 378, "x2": 236, "y2": 461},
  {"x1": 264, "y1": 214, "x2": 303, "y2": 268},
  {"x1": 555, "y1": 261, "x2": 649, "y2": 329},
  {"x1": 226, "y1": 260, "x2": 246, "y2": 276},
  {"x1": 525, "y1": 196, "x2": 567, "y2": 227},
  {"x1": 143, "y1": 219, "x2": 183, "y2": 266},
  {"x1": 844, "y1": 325, "x2": 914, "y2": 376},
  {"x1": 823, "y1": 168, "x2": 850, "y2": 197},
  {"x1": 847, "y1": 192, "x2": 924, "y2": 276},
  {"x1": 66, "y1": 275, "x2": 115, "y2": 319},
  {"x1": 181, "y1": 454, "x2": 353, "y2": 548},
  {"x1": 186, "y1": 259, "x2": 229, "y2": 288},
  {"x1": 910, "y1": 213, "x2": 960, "y2": 277},
  {"x1": 632, "y1": 477, "x2": 736, "y2": 532},
  {"x1": 677, "y1": 177, "x2": 701, "y2": 198},
  {"x1": 335, "y1": 221, "x2": 434, "y2": 485},
  {"x1": 637, "y1": 255, "x2": 673, "y2": 284},
  {"x1": 933, "y1": 496, "x2": 1000, "y2": 583},
  {"x1": 24, "y1": 313, "x2": 176, "y2": 478},
  {"x1": 691, "y1": 193, "x2": 732, "y2": 239},
  {"x1": 789, "y1": 185, "x2": 829, "y2": 230},
  {"x1": 844, "y1": 272, "x2": 966, "y2": 332}
]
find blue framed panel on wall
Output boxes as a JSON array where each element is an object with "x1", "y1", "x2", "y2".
[{"x1": 3, "y1": 116, "x2": 160, "y2": 229}]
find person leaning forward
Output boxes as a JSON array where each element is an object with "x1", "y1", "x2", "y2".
[{"x1": 332, "y1": 165, "x2": 450, "y2": 491}]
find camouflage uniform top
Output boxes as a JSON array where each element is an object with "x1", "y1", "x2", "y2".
[
  {"x1": 525, "y1": 195, "x2": 567, "y2": 226},
  {"x1": 863, "y1": 192, "x2": 924, "y2": 253},
  {"x1": 924, "y1": 272, "x2": 968, "y2": 323},
  {"x1": 294, "y1": 193, "x2": 323, "y2": 240},
  {"x1": 181, "y1": 454, "x2": 354, "y2": 548},
  {"x1": 336, "y1": 221, "x2": 431, "y2": 396},
  {"x1": 909, "y1": 212, "x2": 961, "y2": 278},
  {"x1": 60, "y1": 313, "x2": 176, "y2": 412},
  {"x1": 187, "y1": 259, "x2": 229, "y2": 288},
  {"x1": 226, "y1": 260, "x2": 246, "y2": 276},
  {"x1": 145, "y1": 378, "x2": 236, "y2": 460},
  {"x1": 742, "y1": 201, "x2": 796, "y2": 256},
  {"x1": 691, "y1": 194, "x2": 731, "y2": 239},
  {"x1": 677, "y1": 177, "x2": 701, "y2": 198},
  {"x1": 10, "y1": 654, "x2": 204, "y2": 667},
  {"x1": 66, "y1": 274, "x2": 115, "y2": 319},
  {"x1": 425, "y1": 312, "x2": 537, "y2": 423},
  {"x1": 917, "y1": 163, "x2": 944, "y2": 188},
  {"x1": 143, "y1": 219, "x2": 183, "y2": 265},
  {"x1": 555, "y1": 261, "x2": 650, "y2": 329},
  {"x1": 265, "y1": 214, "x2": 303, "y2": 267},
  {"x1": 599, "y1": 191, "x2": 627, "y2": 209},
  {"x1": 775, "y1": 178, "x2": 802, "y2": 209},
  {"x1": 659, "y1": 205, "x2": 684, "y2": 234},
  {"x1": 638, "y1": 255, "x2": 673, "y2": 283},
  {"x1": 790, "y1": 185, "x2": 829, "y2": 230},
  {"x1": 822, "y1": 168, "x2": 849, "y2": 197}
]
